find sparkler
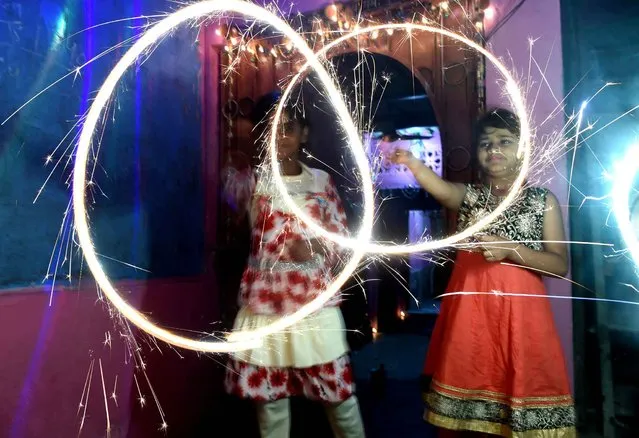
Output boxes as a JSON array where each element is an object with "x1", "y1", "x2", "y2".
[
  {"x1": 72, "y1": 0, "x2": 375, "y2": 352},
  {"x1": 7, "y1": 0, "x2": 634, "y2": 433},
  {"x1": 612, "y1": 144, "x2": 639, "y2": 266},
  {"x1": 272, "y1": 22, "x2": 532, "y2": 255}
]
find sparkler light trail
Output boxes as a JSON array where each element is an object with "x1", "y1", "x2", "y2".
[
  {"x1": 15, "y1": 1, "x2": 635, "y2": 434},
  {"x1": 272, "y1": 22, "x2": 532, "y2": 255},
  {"x1": 612, "y1": 144, "x2": 639, "y2": 266},
  {"x1": 72, "y1": 0, "x2": 374, "y2": 352}
]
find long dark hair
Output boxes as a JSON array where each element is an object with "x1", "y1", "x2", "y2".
[{"x1": 474, "y1": 108, "x2": 520, "y2": 140}]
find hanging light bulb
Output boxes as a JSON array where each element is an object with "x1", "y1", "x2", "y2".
[
  {"x1": 386, "y1": 28, "x2": 394, "y2": 36},
  {"x1": 325, "y1": 4, "x2": 339, "y2": 22},
  {"x1": 484, "y1": 6, "x2": 495, "y2": 20},
  {"x1": 270, "y1": 47, "x2": 278, "y2": 57},
  {"x1": 371, "y1": 29, "x2": 379, "y2": 40},
  {"x1": 439, "y1": 1, "x2": 449, "y2": 11},
  {"x1": 283, "y1": 37, "x2": 293, "y2": 52}
]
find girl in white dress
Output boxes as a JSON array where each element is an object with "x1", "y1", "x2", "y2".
[{"x1": 224, "y1": 92, "x2": 365, "y2": 438}]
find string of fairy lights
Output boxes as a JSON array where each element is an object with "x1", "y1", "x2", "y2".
[
  {"x1": 216, "y1": 1, "x2": 491, "y2": 65},
  {"x1": 216, "y1": 0, "x2": 492, "y2": 332}
]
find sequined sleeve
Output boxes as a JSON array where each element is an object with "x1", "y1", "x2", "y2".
[
  {"x1": 456, "y1": 184, "x2": 483, "y2": 232},
  {"x1": 457, "y1": 185, "x2": 549, "y2": 251}
]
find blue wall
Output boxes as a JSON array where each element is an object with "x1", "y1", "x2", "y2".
[{"x1": 0, "y1": 0, "x2": 203, "y2": 287}]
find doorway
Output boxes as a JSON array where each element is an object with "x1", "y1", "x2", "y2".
[{"x1": 299, "y1": 51, "x2": 447, "y2": 335}]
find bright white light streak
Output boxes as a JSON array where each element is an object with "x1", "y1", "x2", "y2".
[
  {"x1": 612, "y1": 144, "x2": 639, "y2": 266},
  {"x1": 440, "y1": 290, "x2": 639, "y2": 306},
  {"x1": 567, "y1": 101, "x2": 587, "y2": 206},
  {"x1": 77, "y1": 358, "x2": 94, "y2": 434},
  {"x1": 98, "y1": 359, "x2": 111, "y2": 434},
  {"x1": 73, "y1": 1, "x2": 372, "y2": 351},
  {"x1": 273, "y1": 22, "x2": 532, "y2": 255}
]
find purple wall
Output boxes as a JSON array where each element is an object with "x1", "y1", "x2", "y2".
[{"x1": 485, "y1": 0, "x2": 573, "y2": 386}]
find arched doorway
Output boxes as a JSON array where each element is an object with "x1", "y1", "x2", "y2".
[
  {"x1": 296, "y1": 51, "x2": 446, "y2": 336},
  {"x1": 202, "y1": 1, "x2": 482, "y2": 337},
  {"x1": 197, "y1": 4, "x2": 483, "y2": 434}
]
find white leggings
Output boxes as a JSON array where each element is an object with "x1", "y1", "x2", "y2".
[{"x1": 256, "y1": 396, "x2": 365, "y2": 438}]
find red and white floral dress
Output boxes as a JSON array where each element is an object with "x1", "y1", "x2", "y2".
[{"x1": 225, "y1": 164, "x2": 355, "y2": 403}]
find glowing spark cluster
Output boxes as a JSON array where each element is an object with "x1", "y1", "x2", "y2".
[
  {"x1": 613, "y1": 144, "x2": 639, "y2": 266},
  {"x1": 272, "y1": 22, "x2": 531, "y2": 255},
  {"x1": 73, "y1": 1, "x2": 530, "y2": 352},
  {"x1": 73, "y1": 0, "x2": 372, "y2": 353}
]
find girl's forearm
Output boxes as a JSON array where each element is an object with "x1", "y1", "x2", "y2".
[
  {"x1": 406, "y1": 158, "x2": 465, "y2": 210},
  {"x1": 506, "y1": 245, "x2": 568, "y2": 277}
]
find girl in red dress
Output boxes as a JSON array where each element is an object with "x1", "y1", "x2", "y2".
[
  {"x1": 391, "y1": 109, "x2": 576, "y2": 437},
  {"x1": 224, "y1": 92, "x2": 365, "y2": 438}
]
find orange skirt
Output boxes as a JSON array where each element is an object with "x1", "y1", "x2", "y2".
[{"x1": 423, "y1": 252, "x2": 576, "y2": 437}]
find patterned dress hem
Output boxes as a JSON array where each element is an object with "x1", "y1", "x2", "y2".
[
  {"x1": 423, "y1": 379, "x2": 576, "y2": 438},
  {"x1": 425, "y1": 411, "x2": 577, "y2": 438},
  {"x1": 225, "y1": 354, "x2": 355, "y2": 404}
]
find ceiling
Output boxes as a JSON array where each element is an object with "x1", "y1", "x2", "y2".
[{"x1": 292, "y1": 0, "x2": 523, "y2": 132}]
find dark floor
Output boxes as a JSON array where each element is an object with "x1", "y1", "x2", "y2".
[
  {"x1": 214, "y1": 332, "x2": 437, "y2": 438},
  {"x1": 353, "y1": 334, "x2": 435, "y2": 438}
]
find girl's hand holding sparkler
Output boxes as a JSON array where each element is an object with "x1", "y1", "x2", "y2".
[
  {"x1": 387, "y1": 147, "x2": 467, "y2": 211},
  {"x1": 476, "y1": 234, "x2": 519, "y2": 262},
  {"x1": 388, "y1": 147, "x2": 420, "y2": 168}
]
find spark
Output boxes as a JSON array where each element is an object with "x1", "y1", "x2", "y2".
[
  {"x1": 134, "y1": 374, "x2": 146, "y2": 407},
  {"x1": 103, "y1": 331, "x2": 112, "y2": 349},
  {"x1": 111, "y1": 375, "x2": 119, "y2": 407},
  {"x1": 142, "y1": 367, "x2": 167, "y2": 430},
  {"x1": 77, "y1": 358, "x2": 94, "y2": 435},
  {"x1": 98, "y1": 359, "x2": 111, "y2": 434},
  {"x1": 438, "y1": 290, "x2": 639, "y2": 307},
  {"x1": 62, "y1": 15, "x2": 165, "y2": 42},
  {"x1": 567, "y1": 100, "x2": 587, "y2": 206},
  {"x1": 72, "y1": 0, "x2": 375, "y2": 352},
  {"x1": 620, "y1": 283, "x2": 639, "y2": 294},
  {"x1": 578, "y1": 104, "x2": 639, "y2": 145},
  {"x1": 2, "y1": 32, "x2": 142, "y2": 126},
  {"x1": 274, "y1": 21, "x2": 530, "y2": 256},
  {"x1": 22, "y1": 2, "x2": 635, "y2": 433},
  {"x1": 612, "y1": 144, "x2": 639, "y2": 265}
]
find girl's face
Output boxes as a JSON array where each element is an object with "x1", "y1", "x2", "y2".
[
  {"x1": 476, "y1": 126, "x2": 521, "y2": 180},
  {"x1": 275, "y1": 111, "x2": 308, "y2": 161}
]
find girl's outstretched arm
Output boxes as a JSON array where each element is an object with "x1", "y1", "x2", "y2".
[{"x1": 389, "y1": 148, "x2": 467, "y2": 211}]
